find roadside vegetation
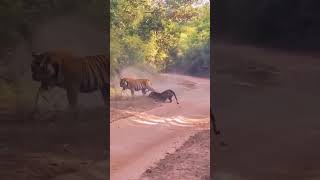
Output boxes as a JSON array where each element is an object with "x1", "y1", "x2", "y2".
[{"x1": 111, "y1": 0, "x2": 210, "y2": 77}]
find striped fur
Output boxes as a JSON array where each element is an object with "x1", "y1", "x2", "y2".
[
  {"x1": 31, "y1": 50, "x2": 109, "y2": 115},
  {"x1": 79, "y1": 55, "x2": 108, "y2": 93},
  {"x1": 120, "y1": 77, "x2": 155, "y2": 96}
]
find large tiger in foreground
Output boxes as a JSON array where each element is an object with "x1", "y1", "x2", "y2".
[
  {"x1": 120, "y1": 77, "x2": 155, "y2": 96},
  {"x1": 31, "y1": 50, "x2": 109, "y2": 117}
]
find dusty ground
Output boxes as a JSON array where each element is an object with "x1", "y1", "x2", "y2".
[
  {"x1": 0, "y1": 106, "x2": 107, "y2": 180},
  {"x1": 0, "y1": 72, "x2": 210, "y2": 180},
  {"x1": 139, "y1": 130, "x2": 210, "y2": 180},
  {"x1": 110, "y1": 97, "x2": 161, "y2": 123},
  {"x1": 137, "y1": 42, "x2": 320, "y2": 180},
  {"x1": 212, "y1": 43, "x2": 320, "y2": 180},
  {"x1": 110, "y1": 74, "x2": 210, "y2": 180}
]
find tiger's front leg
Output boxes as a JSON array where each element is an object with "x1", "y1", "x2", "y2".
[
  {"x1": 130, "y1": 89, "x2": 134, "y2": 96},
  {"x1": 142, "y1": 89, "x2": 147, "y2": 96}
]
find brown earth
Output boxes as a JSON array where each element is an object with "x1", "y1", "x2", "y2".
[
  {"x1": 139, "y1": 130, "x2": 210, "y2": 180},
  {"x1": 0, "y1": 97, "x2": 159, "y2": 180},
  {"x1": 110, "y1": 74, "x2": 210, "y2": 180},
  {"x1": 212, "y1": 43, "x2": 320, "y2": 180},
  {"x1": 135, "y1": 42, "x2": 320, "y2": 180},
  {"x1": 0, "y1": 73, "x2": 210, "y2": 180},
  {"x1": 0, "y1": 107, "x2": 107, "y2": 180}
]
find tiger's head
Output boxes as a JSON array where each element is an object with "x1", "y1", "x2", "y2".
[
  {"x1": 119, "y1": 78, "x2": 129, "y2": 90},
  {"x1": 31, "y1": 51, "x2": 66, "y2": 89}
]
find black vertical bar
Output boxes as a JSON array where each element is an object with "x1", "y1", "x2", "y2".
[
  {"x1": 210, "y1": 0, "x2": 215, "y2": 179},
  {"x1": 105, "y1": 0, "x2": 111, "y2": 179}
]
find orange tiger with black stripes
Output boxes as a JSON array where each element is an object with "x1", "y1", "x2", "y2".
[
  {"x1": 30, "y1": 49, "x2": 109, "y2": 118},
  {"x1": 119, "y1": 77, "x2": 155, "y2": 96}
]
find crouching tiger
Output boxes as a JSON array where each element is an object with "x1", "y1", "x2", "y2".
[
  {"x1": 119, "y1": 77, "x2": 155, "y2": 96},
  {"x1": 31, "y1": 50, "x2": 109, "y2": 118},
  {"x1": 148, "y1": 89, "x2": 179, "y2": 104}
]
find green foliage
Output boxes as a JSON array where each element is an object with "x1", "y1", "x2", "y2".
[{"x1": 111, "y1": 0, "x2": 210, "y2": 76}]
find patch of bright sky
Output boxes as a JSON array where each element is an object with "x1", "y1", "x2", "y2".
[{"x1": 192, "y1": 0, "x2": 210, "y2": 7}]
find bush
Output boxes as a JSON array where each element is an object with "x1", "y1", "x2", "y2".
[{"x1": 111, "y1": 1, "x2": 210, "y2": 77}]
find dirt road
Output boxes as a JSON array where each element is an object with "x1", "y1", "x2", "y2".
[
  {"x1": 110, "y1": 74, "x2": 210, "y2": 180},
  {"x1": 139, "y1": 130, "x2": 210, "y2": 180},
  {"x1": 212, "y1": 43, "x2": 320, "y2": 180}
]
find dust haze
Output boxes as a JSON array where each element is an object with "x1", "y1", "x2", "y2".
[{"x1": 111, "y1": 64, "x2": 206, "y2": 100}]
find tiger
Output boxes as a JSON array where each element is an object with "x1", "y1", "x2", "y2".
[
  {"x1": 119, "y1": 77, "x2": 155, "y2": 96},
  {"x1": 30, "y1": 50, "x2": 109, "y2": 118},
  {"x1": 148, "y1": 89, "x2": 179, "y2": 104}
]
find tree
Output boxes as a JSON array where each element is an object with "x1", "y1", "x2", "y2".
[{"x1": 111, "y1": 0, "x2": 210, "y2": 75}]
